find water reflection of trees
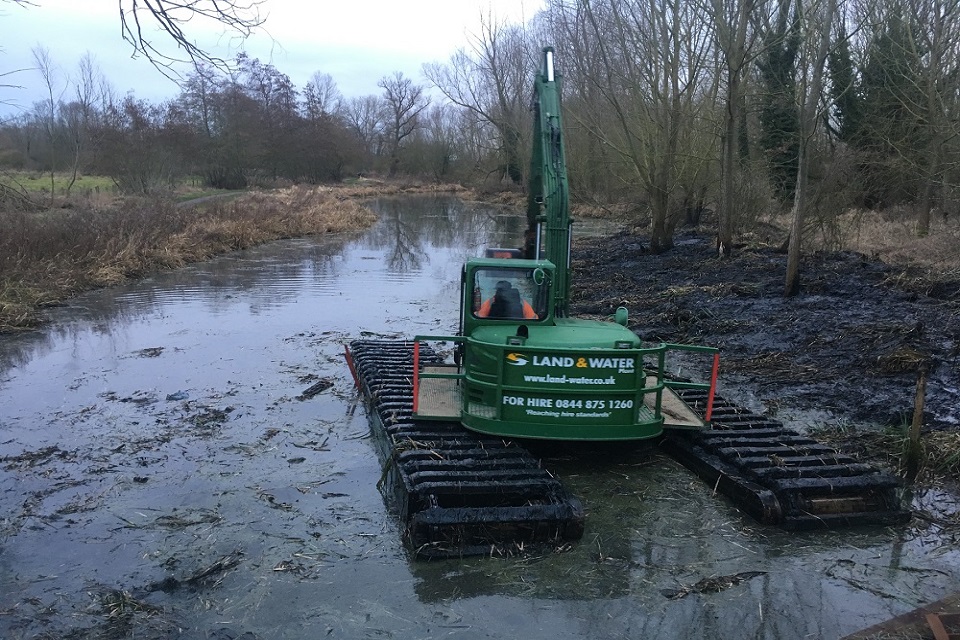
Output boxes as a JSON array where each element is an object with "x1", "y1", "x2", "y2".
[
  {"x1": 0, "y1": 237, "x2": 351, "y2": 378},
  {"x1": 0, "y1": 196, "x2": 525, "y2": 380},
  {"x1": 364, "y1": 196, "x2": 524, "y2": 273},
  {"x1": 369, "y1": 198, "x2": 425, "y2": 272}
]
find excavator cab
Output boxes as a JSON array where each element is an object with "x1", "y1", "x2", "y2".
[
  {"x1": 466, "y1": 260, "x2": 551, "y2": 324},
  {"x1": 407, "y1": 255, "x2": 715, "y2": 440}
]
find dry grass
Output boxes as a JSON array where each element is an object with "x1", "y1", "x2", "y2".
[
  {"x1": 812, "y1": 424, "x2": 960, "y2": 485},
  {"x1": 838, "y1": 210, "x2": 960, "y2": 271},
  {"x1": 0, "y1": 182, "x2": 467, "y2": 331},
  {"x1": 763, "y1": 208, "x2": 960, "y2": 272}
]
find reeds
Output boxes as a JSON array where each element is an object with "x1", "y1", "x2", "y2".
[
  {"x1": 0, "y1": 184, "x2": 393, "y2": 331},
  {"x1": 812, "y1": 423, "x2": 960, "y2": 484}
]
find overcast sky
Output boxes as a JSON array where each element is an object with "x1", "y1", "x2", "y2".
[{"x1": 0, "y1": 0, "x2": 543, "y2": 118}]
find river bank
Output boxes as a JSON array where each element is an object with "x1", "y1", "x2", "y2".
[
  {"x1": 0, "y1": 182, "x2": 467, "y2": 332},
  {"x1": 571, "y1": 228, "x2": 960, "y2": 486}
]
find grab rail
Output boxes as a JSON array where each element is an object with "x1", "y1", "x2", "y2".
[
  {"x1": 662, "y1": 343, "x2": 720, "y2": 423},
  {"x1": 412, "y1": 335, "x2": 466, "y2": 414}
]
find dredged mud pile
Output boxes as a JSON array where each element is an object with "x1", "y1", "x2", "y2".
[{"x1": 570, "y1": 231, "x2": 960, "y2": 434}]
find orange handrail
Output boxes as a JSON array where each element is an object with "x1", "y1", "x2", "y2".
[{"x1": 705, "y1": 352, "x2": 720, "y2": 423}]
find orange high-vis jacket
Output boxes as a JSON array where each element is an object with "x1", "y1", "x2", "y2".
[{"x1": 477, "y1": 297, "x2": 539, "y2": 319}]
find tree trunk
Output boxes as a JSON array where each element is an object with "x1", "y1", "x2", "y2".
[
  {"x1": 713, "y1": 0, "x2": 753, "y2": 258},
  {"x1": 718, "y1": 68, "x2": 739, "y2": 257},
  {"x1": 784, "y1": 0, "x2": 837, "y2": 297},
  {"x1": 784, "y1": 171, "x2": 805, "y2": 296}
]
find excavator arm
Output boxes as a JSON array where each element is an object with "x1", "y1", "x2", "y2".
[{"x1": 526, "y1": 47, "x2": 572, "y2": 317}]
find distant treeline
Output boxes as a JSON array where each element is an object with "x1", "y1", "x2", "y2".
[{"x1": 2, "y1": 0, "x2": 958, "y2": 250}]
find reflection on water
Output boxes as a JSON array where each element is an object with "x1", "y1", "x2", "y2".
[
  {"x1": 0, "y1": 195, "x2": 956, "y2": 640},
  {"x1": 0, "y1": 197, "x2": 520, "y2": 378}
]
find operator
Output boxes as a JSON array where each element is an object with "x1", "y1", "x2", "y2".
[{"x1": 477, "y1": 280, "x2": 538, "y2": 319}]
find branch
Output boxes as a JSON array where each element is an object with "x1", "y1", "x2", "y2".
[{"x1": 119, "y1": 0, "x2": 268, "y2": 79}]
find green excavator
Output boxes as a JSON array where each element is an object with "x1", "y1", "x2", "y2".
[
  {"x1": 346, "y1": 47, "x2": 908, "y2": 557},
  {"x1": 411, "y1": 47, "x2": 719, "y2": 441}
]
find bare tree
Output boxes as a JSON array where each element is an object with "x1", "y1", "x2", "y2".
[
  {"x1": 378, "y1": 72, "x2": 430, "y2": 177},
  {"x1": 550, "y1": 0, "x2": 713, "y2": 252},
  {"x1": 415, "y1": 103, "x2": 461, "y2": 180},
  {"x1": 910, "y1": 0, "x2": 960, "y2": 235},
  {"x1": 60, "y1": 52, "x2": 105, "y2": 194},
  {"x1": 178, "y1": 64, "x2": 221, "y2": 137},
  {"x1": 341, "y1": 95, "x2": 386, "y2": 165},
  {"x1": 119, "y1": 0, "x2": 267, "y2": 77},
  {"x1": 784, "y1": 0, "x2": 839, "y2": 296},
  {"x1": 424, "y1": 14, "x2": 533, "y2": 184},
  {"x1": 4, "y1": 1, "x2": 266, "y2": 78},
  {"x1": 303, "y1": 72, "x2": 342, "y2": 120},
  {"x1": 31, "y1": 45, "x2": 63, "y2": 205},
  {"x1": 706, "y1": 0, "x2": 763, "y2": 255}
]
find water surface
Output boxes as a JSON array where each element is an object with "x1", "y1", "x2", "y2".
[{"x1": 0, "y1": 195, "x2": 955, "y2": 639}]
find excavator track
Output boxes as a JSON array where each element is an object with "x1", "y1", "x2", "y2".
[
  {"x1": 347, "y1": 340, "x2": 908, "y2": 556},
  {"x1": 662, "y1": 388, "x2": 911, "y2": 530},
  {"x1": 347, "y1": 339, "x2": 585, "y2": 559}
]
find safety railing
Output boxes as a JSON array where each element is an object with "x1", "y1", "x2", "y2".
[
  {"x1": 412, "y1": 335, "x2": 466, "y2": 415},
  {"x1": 661, "y1": 343, "x2": 720, "y2": 423}
]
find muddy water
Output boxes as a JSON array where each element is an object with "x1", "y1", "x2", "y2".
[{"x1": 0, "y1": 195, "x2": 956, "y2": 640}]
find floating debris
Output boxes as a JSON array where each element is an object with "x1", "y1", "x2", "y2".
[
  {"x1": 148, "y1": 550, "x2": 244, "y2": 592},
  {"x1": 661, "y1": 571, "x2": 767, "y2": 599},
  {"x1": 297, "y1": 378, "x2": 333, "y2": 400},
  {"x1": 188, "y1": 407, "x2": 233, "y2": 430},
  {"x1": 100, "y1": 589, "x2": 161, "y2": 617}
]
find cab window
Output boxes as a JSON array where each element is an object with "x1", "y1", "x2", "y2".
[{"x1": 472, "y1": 267, "x2": 548, "y2": 320}]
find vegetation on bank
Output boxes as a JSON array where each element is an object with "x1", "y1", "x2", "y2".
[
  {"x1": 4, "y1": 175, "x2": 957, "y2": 335},
  {"x1": 0, "y1": 181, "x2": 465, "y2": 332},
  {"x1": 812, "y1": 423, "x2": 960, "y2": 487}
]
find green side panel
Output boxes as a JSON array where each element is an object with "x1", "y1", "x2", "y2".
[
  {"x1": 461, "y1": 332, "x2": 666, "y2": 442},
  {"x1": 470, "y1": 317, "x2": 640, "y2": 349}
]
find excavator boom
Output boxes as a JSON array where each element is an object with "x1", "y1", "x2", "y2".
[{"x1": 526, "y1": 47, "x2": 572, "y2": 316}]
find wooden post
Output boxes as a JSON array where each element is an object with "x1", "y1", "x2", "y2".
[{"x1": 904, "y1": 361, "x2": 929, "y2": 482}]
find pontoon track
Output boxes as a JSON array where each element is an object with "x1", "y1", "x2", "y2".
[
  {"x1": 663, "y1": 389, "x2": 911, "y2": 529},
  {"x1": 347, "y1": 339, "x2": 585, "y2": 559}
]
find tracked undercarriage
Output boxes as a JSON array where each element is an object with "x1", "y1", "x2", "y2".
[
  {"x1": 348, "y1": 339, "x2": 909, "y2": 558},
  {"x1": 663, "y1": 388, "x2": 910, "y2": 529},
  {"x1": 348, "y1": 339, "x2": 585, "y2": 559}
]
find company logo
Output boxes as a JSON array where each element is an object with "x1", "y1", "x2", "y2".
[
  {"x1": 505, "y1": 353, "x2": 529, "y2": 366},
  {"x1": 505, "y1": 352, "x2": 635, "y2": 373}
]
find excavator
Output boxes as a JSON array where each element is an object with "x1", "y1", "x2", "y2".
[
  {"x1": 409, "y1": 47, "x2": 717, "y2": 442},
  {"x1": 346, "y1": 48, "x2": 909, "y2": 558}
]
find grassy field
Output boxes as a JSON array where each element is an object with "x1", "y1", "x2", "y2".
[{"x1": 1, "y1": 171, "x2": 117, "y2": 194}]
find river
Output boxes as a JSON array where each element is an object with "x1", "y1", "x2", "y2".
[{"x1": 0, "y1": 195, "x2": 955, "y2": 639}]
